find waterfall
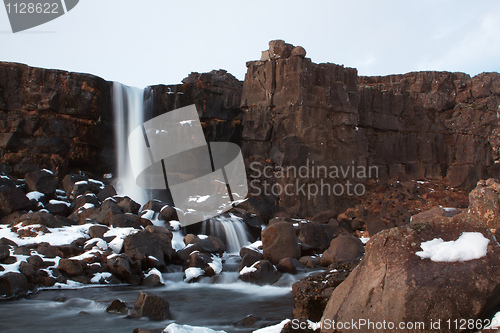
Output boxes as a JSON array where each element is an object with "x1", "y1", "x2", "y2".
[
  {"x1": 201, "y1": 213, "x2": 251, "y2": 253},
  {"x1": 112, "y1": 82, "x2": 149, "y2": 205}
]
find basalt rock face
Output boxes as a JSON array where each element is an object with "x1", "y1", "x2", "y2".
[
  {"x1": 241, "y1": 40, "x2": 367, "y2": 217},
  {"x1": 147, "y1": 70, "x2": 244, "y2": 144},
  {"x1": 241, "y1": 40, "x2": 500, "y2": 217},
  {"x1": 359, "y1": 71, "x2": 500, "y2": 188},
  {"x1": 0, "y1": 62, "x2": 114, "y2": 176}
]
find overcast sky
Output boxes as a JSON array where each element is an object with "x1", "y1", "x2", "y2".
[{"x1": 1, "y1": 0, "x2": 499, "y2": 88}]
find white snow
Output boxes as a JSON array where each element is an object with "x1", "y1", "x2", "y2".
[
  {"x1": 184, "y1": 267, "x2": 205, "y2": 282},
  {"x1": 41, "y1": 169, "x2": 54, "y2": 175},
  {"x1": 179, "y1": 120, "x2": 195, "y2": 126},
  {"x1": 141, "y1": 210, "x2": 155, "y2": 220},
  {"x1": 252, "y1": 320, "x2": 290, "y2": 333},
  {"x1": 145, "y1": 268, "x2": 165, "y2": 284},
  {"x1": 416, "y1": 232, "x2": 490, "y2": 262},
  {"x1": 104, "y1": 227, "x2": 138, "y2": 253},
  {"x1": 170, "y1": 220, "x2": 181, "y2": 231},
  {"x1": 360, "y1": 237, "x2": 370, "y2": 244},
  {"x1": 49, "y1": 199, "x2": 71, "y2": 207},
  {"x1": 88, "y1": 179, "x2": 105, "y2": 189},
  {"x1": 485, "y1": 311, "x2": 500, "y2": 329},
  {"x1": 171, "y1": 230, "x2": 186, "y2": 251},
  {"x1": 80, "y1": 203, "x2": 95, "y2": 210},
  {"x1": 0, "y1": 224, "x2": 92, "y2": 246},
  {"x1": 26, "y1": 191, "x2": 44, "y2": 201},
  {"x1": 208, "y1": 256, "x2": 223, "y2": 275},
  {"x1": 90, "y1": 272, "x2": 112, "y2": 283},
  {"x1": 239, "y1": 262, "x2": 258, "y2": 276},
  {"x1": 244, "y1": 240, "x2": 263, "y2": 254},
  {"x1": 188, "y1": 195, "x2": 210, "y2": 203},
  {"x1": 74, "y1": 181, "x2": 88, "y2": 186},
  {"x1": 163, "y1": 323, "x2": 226, "y2": 333},
  {"x1": 198, "y1": 235, "x2": 208, "y2": 240},
  {"x1": 85, "y1": 238, "x2": 108, "y2": 250}
]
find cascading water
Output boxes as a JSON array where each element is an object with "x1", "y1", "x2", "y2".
[
  {"x1": 112, "y1": 83, "x2": 253, "y2": 253},
  {"x1": 201, "y1": 213, "x2": 251, "y2": 253},
  {"x1": 112, "y1": 82, "x2": 149, "y2": 205}
]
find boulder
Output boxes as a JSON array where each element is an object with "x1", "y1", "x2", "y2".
[
  {"x1": 24, "y1": 169, "x2": 58, "y2": 195},
  {"x1": 0, "y1": 242, "x2": 10, "y2": 261},
  {"x1": 106, "y1": 254, "x2": 142, "y2": 285},
  {"x1": 133, "y1": 291, "x2": 171, "y2": 321},
  {"x1": 298, "y1": 222, "x2": 338, "y2": 252},
  {"x1": 469, "y1": 178, "x2": 500, "y2": 228},
  {"x1": 410, "y1": 206, "x2": 462, "y2": 224},
  {"x1": 106, "y1": 299, "x2": 129, "y2": 315},
  {"x1": 262, "y1": 222, "x2": 301, "y2": 265},
  {"x1": 122, "y1": 229, "x2": 173, "y2": 270},
  {"x1": 321, "y1": 213, "x2": 500, "y2": 333},
  {"x1": 18, "y1": 211, "x2": 73, "y2": 228},
  {"x1": 158, "y1": 205, "x2": 178, "y2": 222},
  {"x1": 276, "y1": 257, "x2": 305, "y2": 274},
  {"x1": 57, "y1": 259, "x2": 87, "y2": 276},
  {"x1": 292, "y1": 261, "x2": 358, "y2": 322},
  {"x1": 0, "y1": 272, "x2": 29, "y2": 298},
  {"x1": 104, "y1": 213, "x2": 151, "y2": 229},
  {"x1": 183, "y1": 234, "x2": 226, "y2": 256},
  {"x1": 114, "y1": 196, "x2": 141, "y2": 215},
  {"x1": 239, "y1": 253, "x2": 263, "y2": 272},
  {"x1": 96, "y1": 185, "x2": 117, "y2": 202},
  {"x1": 319, "y1": 234, "x2": 364, "y2": 266},
  {"x1": 239, "y1": 260, "x2": 282, "y2": 285},
  {"x1": 0, "y1": 185, "x2": 32, "y2": 216},
  {"x1": 88, "y1": 225, "x2": 109, "y2": 239}
]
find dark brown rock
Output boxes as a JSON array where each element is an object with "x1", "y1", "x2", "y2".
[
  {"x1": 469, "y1": 178, "x2": 500, "y2": 228},
  {"x1": 0, "y1": 272, "x2": 29, "y2": 298},
  {"x1": 239, "y1": 260, "x2": 282, "y2": 286},
  {"x1": 262, "y1": 222, "x2": 300, "y2": 265},
  {"x1": 298, "y1": 222, "x2": 338, "y2": 253},
  {"x1": 0, "y1": 185, "x2": 32, "y2": 216},
  {"x1": 88, "y1": 225, "x2": 109, "y2": 239},
  {"x1": 122, "y1": 229, "x2": 173, "y2": 270},
  {"x1": 319, "y1": 234, "x2": 364, "y2": 266},
  {"x1": 106, "y1": 299, "x2": 129, "y2": 315},
  {"x1": 276, "y1": 257, "x2": 305, "y2": 274},
  {"x1": 104, "y1": 213, "x2": 151, "y2": 229},
  {"x1": 58, "y1": 259, "x2": 86, "y2": 276},
  {"x1": 24, "y1": 169, "x2": 58, "y2": 195},
  {"x1": 133, "y1": 291, "x2": 171, "y2": 321},
  {"x1": 321, "y1": 213, "x2": 500, "y2": 333},
  {"x1": 106, "y1": 254, "x2": 142, "y2": 285},
  {"x1": 183, "y1": 234, "x2": 225, "y2": 256}
]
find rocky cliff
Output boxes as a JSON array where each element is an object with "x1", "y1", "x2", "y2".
[{"x1": 1, "y1": 41, "x2": 499, "y2": 219}]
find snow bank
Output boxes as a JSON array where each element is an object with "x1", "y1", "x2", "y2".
[
  {"x1": 184, "y1": 267, "x2": 204, "y2": 282},
  {"x1": 416, "y1": 232, "x2": 490, "y2": 262},
  {"x1": 252, "y1": 320, "x2": 290, "y2": 333},
  {"x1": 163, "y1": 323, "x2": 226, "y2": 333}
]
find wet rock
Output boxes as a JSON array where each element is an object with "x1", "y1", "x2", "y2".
[
  {"x1": 122, "y1": 228, "x2": 173, "y2": 270},
  {"x1": 262, "y1": 222, "x2": 300, "y2": 265},
  {"x1": 133, "y1": 291, "x2": 171, "y2": 321},
  {"x1": 0, "y1": 185, "x2": 32, "y2": 216},
  {"x1": 292, "y1": 261, "x2": 358, "y2": 322},
  {"x1": 58, "y1": 259, "x2": 87, "y2": 276},
  {"x1": 133, "y1": 328, "x2": 164, "y2": 333},
  {"x1": 239, "y1": 260, "x2": 282, "y2": 286},
  {"x1": 107, "y1": 254, "x2": 142, "y2": 285},
  {"x1": 319, "y1": 234, "x2": 364, "y2": 267},
  {"x1": 0, "y1": 272, "x2": 29, "y2": 298},
  {"x1": 183, "y1": 234, "x2": 225, "y2": 256},
  {"x1": 142, "y1": 273, "x2": 163, "y2": 287},
  {"x1": 24, "y1": 169, "x2": 58, "y2": 195},
  {"x1": 106, "y1": 299, "x2": 129, "y2": 315},
  {"x1": 276, "y1": 257, "x2": 305, "y2": 274},
  {"x1": 235, "y1": 314, "x2": 263, "y2": 328},
  {"x1": 321, "y1": 213, "x2": 500, "y2": 333}
]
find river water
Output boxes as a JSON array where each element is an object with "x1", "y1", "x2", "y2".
[{"x1": 0, "y1": 258, "x2": 308, "y2": 333}]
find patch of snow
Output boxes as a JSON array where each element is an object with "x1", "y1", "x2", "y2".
[
  {"x1": 104, "y1": 227, "x2": 138, "y2": 253},
  {"x1": 253, "y1": 320, "x2": 290, "y2": 333},
  {"x1": 103, "y1": 173, "x2": 113, "y2": 179},
  {"x1": 141, "y1": 210, "x2": 155, "y2": 220},
  {"x1": 198, "y1": 235, "x2": 208, "y2": 240},
  {"x1": 49, "y1": 199, "x2": 71, "y2": 207},
  {"x1": 145, "y1": 268, "x2": 164, "y2": 284},
  {"x1": 416, "y1": 232, "x2": 490, "y2": 262},
  {"x1": 41, "y1": 169, "x2": 54, "y2": 175},
  {"x1": 208, "y1": 256, "x2": 223, "y2": 275},
  {"x1": 360, "y1": 237, "x2": 370, "y2": 244},
  {"x1": 485, "y1": 311, "x2": 500, "y2": 329},
  {"x1": 85, "y1": 238, "x2": 108, "y2": 250},
  {"x1": 0, "y1": 224, "x2": 92, "y2": 247},
  {"x1": 239, "y1": 262, "x2": 258, "y2": 276},
  {"x1": 171, "y1": 231, "x2": 186, "y2": 251},
  {"x1": 184, "y1": 267, "x2": 204, "y2": 282},
  {"x1": 88, "y1": 179, "x2": 105, "y2": 189},
  {"x1": 26, "y1": 191, "x2": 44, "y2": 201},
  {"x1": 170, "y1": 220, "x2": 181, "y2": 231},
  {"x1": 179, "y1": 119, "x2": 195, "y2": 127},
  {"x1": 90, "y1": 272, "x2": 112, "y2": 284},
  {"x1": 163, "y1": 323, "x2": 226, "y2": 333},
  {"x1": 80, "y1": 203, "x2": 95, "y2": 210},
  {"x1": 74, "y1": 181, "x2": 88, "y2": 186},
  {"x1": 244, "y1": 240, "x2": 263, "y2": 254}
]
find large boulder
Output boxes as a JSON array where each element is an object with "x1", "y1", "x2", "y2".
[
  {"x1": 239, "y1": 260, "x2": 282, "y2": 285},
  {"x1": 133, "y1": 291, "x2": 171, "y2": 321},
  {"x1": 298, "y1": 221, "x2": 338, "y2": 252},
  {"x1": 122, "y1": 227, "x2": 173, "y2": 270},
  {"x1": 262, "y1": 222, "x2": 300, "y2": 265},
  {"x1": 319, "y1": 234, "x2": 364, "y2": 267},
  {"x1": 183, "y1": 234, "x2": 226, "y2": 256},
  {"x1": 0, "y1": 185, "x2": 32, "y2": 216},
  {"x1": 0, "y1": 272, "x2": 29, "y2": 298},
  {"x1": 321, "y1": 213, "x2": 500, "y2": 333},
  {"x1": 469, "y1": 178, "x2": 500, "y2": 228},
  {"x1": 24, "y1": 169, "x2": 58, "y2": 195}
]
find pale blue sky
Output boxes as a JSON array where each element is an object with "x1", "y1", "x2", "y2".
[{"x1": 1, "y1": 0, "x2": 499, "y2": 88}]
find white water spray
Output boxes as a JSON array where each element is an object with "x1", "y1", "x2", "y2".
[{"x1": 202, "y1": 213, "x2": 251, "y2": 253}]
